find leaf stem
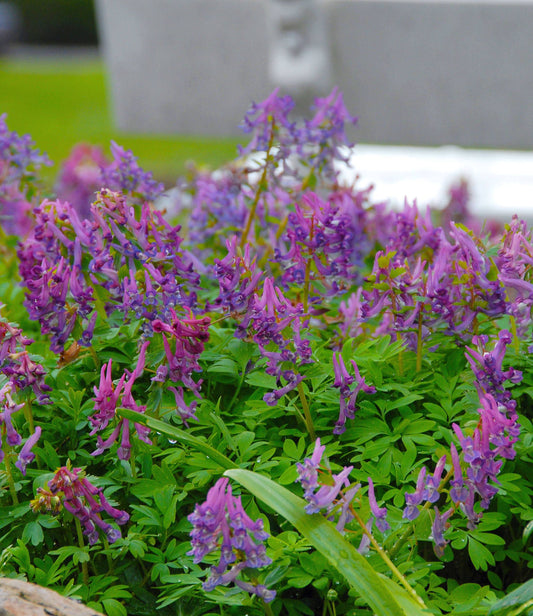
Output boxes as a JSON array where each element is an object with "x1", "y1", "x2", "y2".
[
  {"x1": 240, "y1": 122, "x2": 275, "y2": 249},
  {"x1": 227, "y1": 367, "x2": 246, "y2": 412},
  {"x1": 74, "y1": 516, "x2": 90, "y2": 586},
  {"x1": 263, "y1": 601, "x2": 275, "y2": 616},
  {"x1": 351, "y1": 508, "x2": 426, "y2": 609},
  {"x1": 510, "y1": 316, "x2": 520, "y2": 354},
  {"x1": 416, "y1": 312, "x2": 423, "y2": 372},
  {"x1": 297, "y1": 382, "x2": 316, "y2": 441},
  {"x1": 3, "y1": 448, "x2": 19, "y2": 505},
  {"x1": 302, "y1": 218, "x2": 315, "y2": 314},
  {"x1": 389, "y1": 466, "x2": 454, "y2": 559}
]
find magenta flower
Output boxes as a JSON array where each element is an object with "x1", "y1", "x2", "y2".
[
  {"x1": 41, "y1": 466, "x2": 129, "y2": 545},
  {"x1": 90, "y1": 342, "x2": 151, "y2": 459}
]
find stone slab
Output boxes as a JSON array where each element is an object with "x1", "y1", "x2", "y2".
[{"x1": 96, "y1": 0, "x2": 533, "y2": 148}]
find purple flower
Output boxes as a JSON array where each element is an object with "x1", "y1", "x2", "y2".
[
  {"x1": 295, "y1": 437, "x2": 326, "y2": 496},
  {"x1": 403, "y1": 467, "x2": 428, "y2": 521},
  {"x1": 101, "y1": 141, "x2": 164, "y2": 203},
  {"x1": 332, "y1": 353, "x2": 375, "y2": 434},
  {"x1": 431, "y1": 507, "x2": 454, "y2": 558},
  {"x1": 367, "y1": 477, "x2": 389, "y2": 532},
  {"x1": 296, "y1": 439, "x2": 362, "y2": 532},
  {"x1": 304, "y1": 464, "x2": 353, "y2": 515},
  {"x1": 239, "y1": 88, "x2": 296, "y2": 155},
  {"x1": 0, "y1": 383, "x2": 24, "y2": 457},
  {"x1": 449, "y1": 442, "x2": 470, "y2": 504},
  {"x1": 0, "y1": 113, "x2": 51, "y2": 236},
  {"x1": 168, "y1": 386, "x2": 199, "y2": 427},
  {"x1": 15, "y1": 427, "x2": 42, "y2": 475},
  {"x1": 188, "y1": 477, "x2": 275, "y2": 602},
  {"x1": 425, "y1": 455, "x2": 446, "y2": 503}
]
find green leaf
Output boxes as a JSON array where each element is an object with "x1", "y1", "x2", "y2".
[
  {"x1": 22, "y1": 520, "x2": 44, "y2": 546},
  {"x1": 117, "y1": 408, "x2": 236, "y2": 470},
  {"x1": 101, "y1": 598, "x2": 127, "y2": 616},
  {"x1": 488, "y1": 579, "x2": 533, "y2": 615},
  {"x1": 468, "y1": 531, "x2": 505, "y2": 546},
  {"x1": 225, "y1": 468, "x2": 431, "y2": 616},
  {"x1": 468, "y1": 537, "x2": 495, "y2": 571},
  {"x1": 245, "y1": 371, "x2": 277, "y2": 389}
]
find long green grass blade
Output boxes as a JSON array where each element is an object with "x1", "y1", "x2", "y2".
[
  {"x1": 225, "y1": 468, "x2": 431, "y2": 616},
  {"x1": 118, "y1": 408, "x2": 236, "y2": 470}
]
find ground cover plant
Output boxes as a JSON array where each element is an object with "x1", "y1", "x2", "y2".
[{"x1": 0, "y1": 88, "x2": 532, "y2": 616}]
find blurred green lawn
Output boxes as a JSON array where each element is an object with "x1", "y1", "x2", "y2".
[{"x1": 0, "y1": 56, "x2": 241, "y2": 186}]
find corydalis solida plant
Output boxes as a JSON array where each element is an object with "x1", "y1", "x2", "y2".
[{"x1": 0, "y1": 92, "x2": 531, "y2": 614}]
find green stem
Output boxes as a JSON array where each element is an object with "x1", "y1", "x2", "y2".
[
  {"x1": 74, "y1": 517, "x2": 90, "y2": 586},
  {"x1": 510, "y1": 316, "x2": 520, "y2": 354},
  {"x1": 297, "y1": 382, "x2": 316, "y2": 441},
  {"x1": 227, "y1": 368, "x2": 246, "y2": 412},
  {"x1": 90, "y1": 345, "x2": 100, "y2": 370},
  {"x1": 103, "y1": 536, "x2": 114, "y2": 574},
  {"x1": 389, "y1": 467, "x2": 454, "y2": 559},
  {"x1": 263, "y1": 601, "x2": 275, "y2": 616},
  {"x1": 303, "y1": 258, "x2": 312, "y2": 314},
  {"x1": 240, "y1": 122, "x2": 275, "y2": 250},
  {"x1": 396, "y1": 333, "x2": 404, "y2": 376},
  {"x1": 351, "y1": 508, "x2": 426, "y2": 609},
  {"x1": 23, "y1": 400, "x2": 35, "y2": 434},
  {"x1": 416, "y1": 312, "x2": 423, "y2": 373},
  {"x1": 3, "y1": 449, "x2": 19, "y2": 505},
  {"x1": 130, "y1": 447, "x2": 137, "y2": 480}
]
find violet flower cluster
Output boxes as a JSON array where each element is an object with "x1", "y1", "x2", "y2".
[
  {"x1": 31, "y1": 465, "x2": 129, "y2": 545},
  {"x1": 210, "y1": 236, "x2": 263, "y2": 314},
  {"x1": 18, "y1": 188, "x2": 199, "y2": 353},
  {"x1": 360, "y1": 211, "x2": 514, "y2": 345},
  {"x1": 55, "y1": 143, "x2": 109, "y2": 219},
  {"x1": 403, "y1": 330, "x2": 521, "y2": 556},
  {"x1": 274, "y1": 190, "x2": 372, "y2": 298},
  {"x1": 188, "y1": 477, "x2": 275, "y2": 603},
  {"x1": 182, "y1": 165, "x2": 249, "y2": 252},
  {"x1": 177, "y1": 87, "x2": 360, "y2": 262},
  {"x1": 0, "y1": 114, "x2": 51, "y2": 237},
  {"x1": 235, "y1": 277, "x2": 312, "y2": 405},
  {"x1": 0, "y1": 382, "x2": 41, "y2": 474},
  {"x1": 100, "y1": 141, "x2": 165, "y2": 204},
  {"x1": 240, "y1": 86, "x2": 356, "y2": 184},
  {"x1": 296, "y1": 438, "x2": 389, "y2": 537},
  {"x1": 496, "y1": 215, "x2": 533, "y2": 336},
  {"x1": 0, "y1": 310, "x2": 51, "y2": 403},
  {"x1": 331, "y1": 352, "x2": 375, "y2": 434}
]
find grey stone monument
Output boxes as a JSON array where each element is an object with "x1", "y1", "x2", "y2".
[{"x1": 267, "y1": 0, "x2": 332, "y2": 114}]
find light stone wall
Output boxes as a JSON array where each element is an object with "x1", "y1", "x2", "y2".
[{"x1": 96, "y1": 0, "x2": 533, "y2": 148}]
